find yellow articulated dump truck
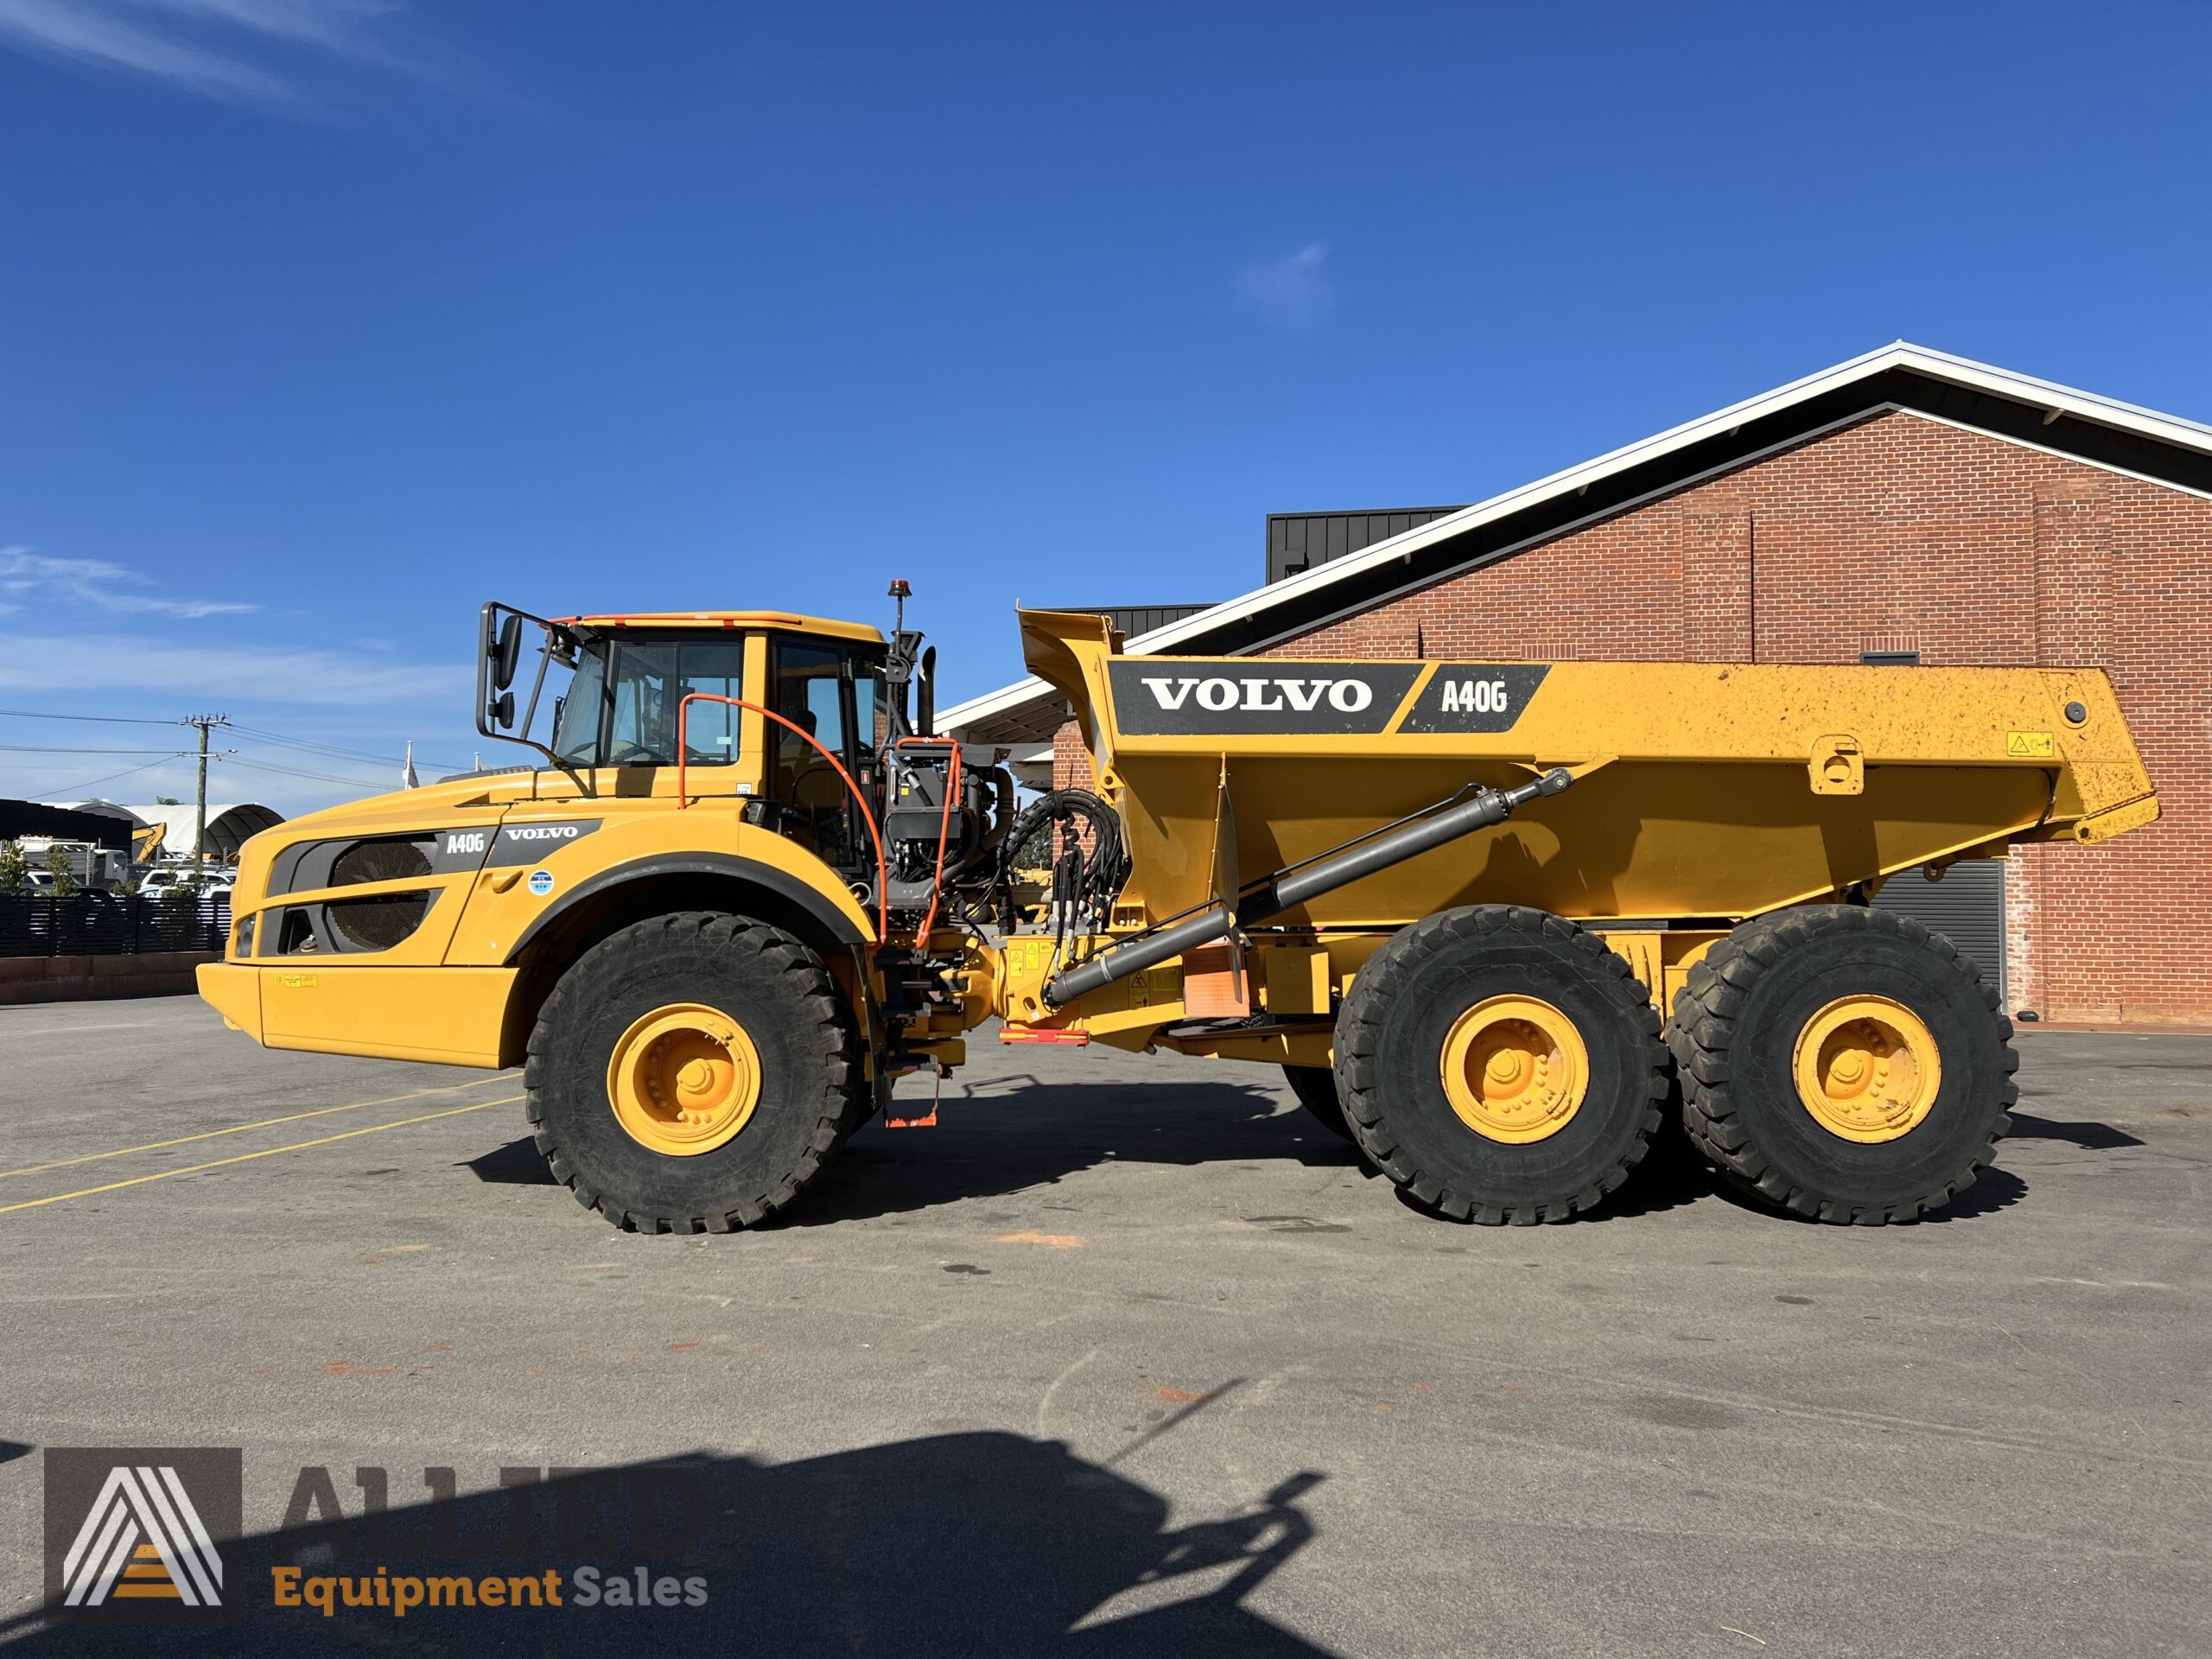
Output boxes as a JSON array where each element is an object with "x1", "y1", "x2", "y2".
[{"x1": 197, "y1": 596, "x2": 2157, "y2": 1232}]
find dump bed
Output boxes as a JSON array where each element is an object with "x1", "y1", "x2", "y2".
[{"x1": 1018, "y1": 609, "x2": 2158, "y2": 930}]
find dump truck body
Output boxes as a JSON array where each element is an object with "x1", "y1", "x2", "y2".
[
  {"x1": 997, "y1": 609, "x2": 2153, "y2": 1038},
  {"x1": 199, "y1": 598, "x2": 2157, "y2": 1232}
]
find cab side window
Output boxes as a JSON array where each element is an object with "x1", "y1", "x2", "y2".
[
  {"x1": 771, "y1": 640, "x2": 862, "y2": 864},
  {"x1": 674, "y1": 642, "x2": 747, "y2": 765}
]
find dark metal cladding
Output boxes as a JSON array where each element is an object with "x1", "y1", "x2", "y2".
[
  {"x1": 1106, "y1": 660, "x2": 1422, "y2": 738},
  {"x1": 1266, "y1": 507, "x2": 1465, "y2": 586}
]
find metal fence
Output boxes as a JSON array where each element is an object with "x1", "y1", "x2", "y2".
[{"x1": 0, "y1": 893, "x2": 232, "y2": 957}]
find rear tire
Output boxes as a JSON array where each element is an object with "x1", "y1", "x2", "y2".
[
  {"x1": 525, "y1": 912, "x2": 857, "y2": 1232},
  {"x1": 1281, "y1": 1065, "x2": 1354, "y2": 1141},
  {"x1": 1334, "y1": 906, "x2": 1667, "y2": 1224},
  {"x1": 1666, "y1": 906, "x2": 2016, "y2": 1224}
]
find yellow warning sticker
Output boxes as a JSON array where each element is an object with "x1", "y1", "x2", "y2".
[{"x1": 2006, "y1": 730, "x2": 2056, "y2": 758}]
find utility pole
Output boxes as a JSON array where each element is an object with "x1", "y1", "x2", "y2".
[{"x1": 183, "y1": 714, "x2": 229, "y2": 876}]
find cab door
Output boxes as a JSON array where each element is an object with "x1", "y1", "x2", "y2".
[{"x1": 766, "y1": 635, "x2": 880, "y2": 874}]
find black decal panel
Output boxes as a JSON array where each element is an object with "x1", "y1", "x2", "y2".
[
  {"x1": 486, "y1": 818, "x2": 603, "y2": 866},
  {"x1": 1107, "y1": 660, "x2": 1422, "y2": 737},
  {"x1": 270, "y1": 828, "x2": 495, "y2": 895},
  {"x1": 1397, "y1": 665, "x2": 1552, "y2": 734}
]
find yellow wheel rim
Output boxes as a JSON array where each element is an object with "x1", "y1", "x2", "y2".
[
  {"x1": 1792, "y1": 995, "x2": 1941, "y2": 1143},
  {"x1": 606, "y1": 1001, "x2": 763, "y2": 1156},
  {"x1": 1439, "y1": 995, "x2": 1588, "y2": 1144}
]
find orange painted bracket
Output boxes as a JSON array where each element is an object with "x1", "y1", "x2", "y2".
[{"x1": 999, "y1": 1026, "x2": 1090, "y2": 1046}]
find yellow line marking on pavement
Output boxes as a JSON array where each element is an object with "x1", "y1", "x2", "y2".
[
  {"x1": 0, "y1": 1097, "x2": 524, "y2": 1217},
  {"x1": 0, "y1": 1073, "x2": 521, "y2": 1180}
]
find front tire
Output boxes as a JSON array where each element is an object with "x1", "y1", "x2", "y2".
[
  {"x1": 1334, "y1": 906, "x2": 1668, "y2": 1224},
  {"x1": 525, "y1": 912, "x2": 857, "y2": 1232},
  {"x1": 1666, "y1": 906, "x2": 2016, "y2": 1224}
]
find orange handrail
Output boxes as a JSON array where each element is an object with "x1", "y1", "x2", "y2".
[{"x1": 676, "y1": 691, "x2": 888, "y2": 941}]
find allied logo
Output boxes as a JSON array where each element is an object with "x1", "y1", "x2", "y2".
[{"x1": 44, "y1": 1447, "x2": 242, "y2": 1625}]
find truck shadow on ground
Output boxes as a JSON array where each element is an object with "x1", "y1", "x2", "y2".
[
  {"x1": 0, "y1": 1433, "x2": 1329, "y2": 1658},
  {"x1": 1616, "y1": 1119, "x2": 2029, "y2": 1225},
  {"x1": 2005, "y1": 1111, "x2": 2145, "y2": 1150},
  {"x1": 464, "y1": 1079, "x2": 2034, "y2": 1227},
  {"x1": 463, "y1": 1081, "x2": 1367, "y2": 1222},
  {"x1": 794, "y1": 1082, "x2": 1363, "y2": 1226}
]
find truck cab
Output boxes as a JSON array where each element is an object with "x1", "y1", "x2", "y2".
[{"x1": 534, "y1": 611, "x2": 889, "y2": 879}]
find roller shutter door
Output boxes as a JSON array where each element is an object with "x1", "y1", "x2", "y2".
[{"x1": 1871, "y1": 860, "x2": 2005, "y2": 1000}]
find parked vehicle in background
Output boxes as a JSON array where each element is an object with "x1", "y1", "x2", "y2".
[{"x1": 16, "y1": 838, "x2": 130, "y2": 892}]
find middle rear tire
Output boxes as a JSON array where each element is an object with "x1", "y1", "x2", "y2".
[
  {"x1": 1334, "y1": 906, "x2": 1668, "y2": 1224},
  {"x1": 1281, "y1": 1065, "x2": 1354, "y2": 1141}
]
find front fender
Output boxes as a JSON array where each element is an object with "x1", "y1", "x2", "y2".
[{"x1": 501, "y1": 849, "x2": 871, "y2": 963}]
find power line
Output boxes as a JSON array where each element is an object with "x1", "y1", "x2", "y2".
[
  {"x1": 0, "y1": 709, "x2": 189, "y2": 727},
  {"x1": 0, "y1": 745, "x2": 186, "y2": 754},
  {"x1": 29, "y1": 757, "x2": 193, "y2": 798},
  {"x1": 226, "y1": 722, "x2": 467, "y2": 773},
  {"x1": 1, "y1": 708, "x2": 469, "y2": 776},
  {"x1": 216, "y1": 753, "x2": 391, "y2": 790}
]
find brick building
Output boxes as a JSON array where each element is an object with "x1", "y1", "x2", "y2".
[{"x1": 943, "y1": 345, "x2": 2209, "y2": 1025}]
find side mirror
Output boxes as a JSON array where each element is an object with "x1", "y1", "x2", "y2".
[
  {"x1": 492, "y1": 690, "x2": 516, "y2": 729},
  {"x1": 494, "y1": 613, "x2": 524, "y2": 691},
  {"x1": 917, "y1": 646, "x2": 937, "y2": 737}
]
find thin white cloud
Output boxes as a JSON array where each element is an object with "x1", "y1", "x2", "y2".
[
  {"x1": 0, "y1": 631, "x2": 464, "y2": 704},
  {"x1": 0, "y1": 547, "x2": 257, "y2": 619},
  {"x1": 1238, "y1": 243, "x2": 1335, "y2": 332},
  {"x1": 0, "y1": 0, "x2": 415, "y2": 105}
]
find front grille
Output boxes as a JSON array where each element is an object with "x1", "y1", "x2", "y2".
[
  {"x1": 324, "y1": 892, "x2": 432, "y2": 953},
  {"x1": 331, "y1": 838, "x2": 435, "y2": 887}
]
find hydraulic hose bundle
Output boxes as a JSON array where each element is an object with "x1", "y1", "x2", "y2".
[{"x1": 996, "y1": 788, "x2": 1128, "y2": 938}]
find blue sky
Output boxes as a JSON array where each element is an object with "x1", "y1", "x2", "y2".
[{"x1": 3, "y1": 1, "x2": 2208, "y2": 813}]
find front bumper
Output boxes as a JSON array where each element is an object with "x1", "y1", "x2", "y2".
[
  {"x1": 196, "y1": 961, "x2": 262, "y2": 1042},
  {"x1": 195, "y1": 960, "x2": 517, "y2": 1068}
]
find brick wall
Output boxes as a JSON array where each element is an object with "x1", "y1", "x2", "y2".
[{"x1": 1056, "y1": 411, "x2": 2207, "y2": 1022}]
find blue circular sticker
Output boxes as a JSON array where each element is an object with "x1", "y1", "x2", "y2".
[{"x1": 528, "y1": 870, "x2": 555, "y2": 897}]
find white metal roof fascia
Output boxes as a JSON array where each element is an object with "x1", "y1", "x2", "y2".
[{"x1": 938, "y1": 343, "x2": 2212, "y2": 736}]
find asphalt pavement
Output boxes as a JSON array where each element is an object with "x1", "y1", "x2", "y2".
[{"x1": 0, "y1": 995, "x2": 2204, "y2": 1656}]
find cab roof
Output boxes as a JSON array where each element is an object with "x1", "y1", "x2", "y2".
[{"x1": 558, "y1": 610, "x2": 885, "y2": 645}]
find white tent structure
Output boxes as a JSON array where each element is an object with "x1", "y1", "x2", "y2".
[{"x1": 60, "y1": 800, "x2": 284, "y2": 862}]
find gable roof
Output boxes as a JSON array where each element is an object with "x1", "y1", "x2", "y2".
[{"x1": 941, "y1": 341, "x2": 2212, "y2": 749}]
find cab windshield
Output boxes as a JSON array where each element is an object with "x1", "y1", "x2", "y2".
[{"x1": 551, "y1": 637, "x2": 747, "y2": 768}]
